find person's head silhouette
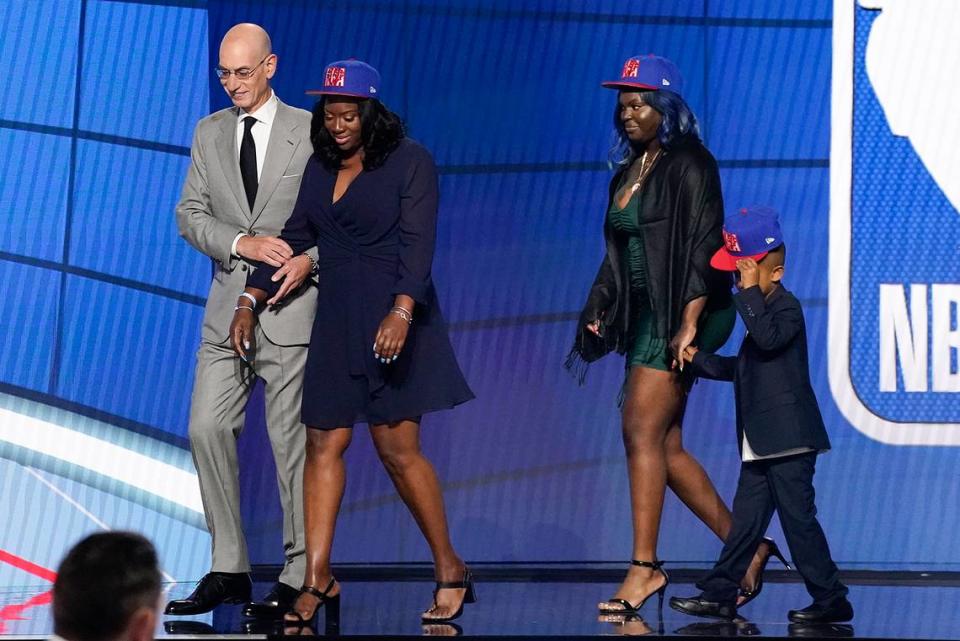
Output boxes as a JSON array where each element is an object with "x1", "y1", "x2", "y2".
[{"x1": 53, "y1": 532, "x2": 161, "y2": 641}]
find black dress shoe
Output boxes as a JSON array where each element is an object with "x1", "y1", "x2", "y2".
[
  {"x1": 242, "y1": 581, "x2": 301, "y2": 619},
  {"x1": 670, "y1": 595, "x2": 737, "y2": 621},
  {"x1": 788, "y1": 598, "x2": 854, "y2": 624},
  {"x1": 241, "y1": 619, "x2": 282, "y2": 635},
  {"x1": 164, "y1": 572, "x2": 252, "y2": 615},
  {"x1": 788, "y1": 622, "x2": 855, "y2": 637},
  {"x1": 673, "y1": 621, "x2": 740, "y2": 637},
  {"x1": 163, "y1": 621, "x2": 217, "y2": 635}
]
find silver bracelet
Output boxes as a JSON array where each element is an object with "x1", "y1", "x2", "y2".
[
  {"x1": 390, "y1": 306, "x2": 413, "y2": 325},
  {"x1": 235, "y1": 305, "x2": 255, "y2": 313},
  {"x1": 240, "y1": 292, "x2": 258, "y2": 308}
]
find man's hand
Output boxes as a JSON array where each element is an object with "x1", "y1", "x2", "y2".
[
  {"x1": 267, "y1": 255, "x2": 313, "y2": 306},
  {"x1": 236, "y1": 235, "x2": 293, "y2": 268},
  {"x1": 736, "y1": 258, "x2": 760, "y2": 290}
]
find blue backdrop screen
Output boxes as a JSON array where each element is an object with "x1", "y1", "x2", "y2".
[{"x1": 1, "y1": 0, "x2": 958, "y2": 592}]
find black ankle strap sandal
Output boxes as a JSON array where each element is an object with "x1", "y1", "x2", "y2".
[
  {"x1": 284, "y1": 578, "x2": 339, "y2": 626},
  {"x1": 421, "y1": 568, "x2": 477, "y2": 623},
  {"x1": 599, "y1": 560, "x2": 670, "y2": 614},
  {"x1": 300, "y1": 577, "x2": 337, "y2": 601}
]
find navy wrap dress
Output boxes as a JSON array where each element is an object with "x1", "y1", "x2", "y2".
[{"x1": 247, "y1": 139, "x2": 474, "y2": 429}]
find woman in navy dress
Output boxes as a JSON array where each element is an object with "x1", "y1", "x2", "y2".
[{"x1": 229, "y1": 60, "x2": 474, "y2": 625}]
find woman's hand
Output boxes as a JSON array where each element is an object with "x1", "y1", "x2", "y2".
[
  {"x1": 230, "y1": 308, "x2": 257, "y2": 362},
  {"x1": 374, "y1": 312, "x2": 410, "y2": 363},
  {"x1": 586, "y1": 312, "x2": 604, "y2": 337},
  {"x1": 267, "y1": 254, "x2": 313, "y2": 306},
  {"x1": 669, "y1": 323, "x2": 697, "y2": 371}
]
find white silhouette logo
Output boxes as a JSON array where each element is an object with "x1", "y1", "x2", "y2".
[
  {"x1": 662, "y1": 78, "x2": 671, "y2": 86},
  {"x1": 829, "y1": 0, "x2": 960, "y2": 446},
  {"x1": 860, "y1": 0, "x2": 960, "y2": 214}
]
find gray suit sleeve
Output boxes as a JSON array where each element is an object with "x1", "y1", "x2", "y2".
[{"x1": 176, "y1": 123, "x2": 239, "y2": 268}]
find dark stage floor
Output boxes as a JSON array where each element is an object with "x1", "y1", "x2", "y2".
[{"x1": 2, "y1": 570, "x2": 958, "y2": 639}]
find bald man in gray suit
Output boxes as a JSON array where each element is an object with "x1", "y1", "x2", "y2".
[{"x1": 166, "y1": 23, "x2": 316, "y2": 618}]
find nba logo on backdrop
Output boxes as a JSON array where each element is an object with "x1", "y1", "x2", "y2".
[
  {"x1": 325, "y1": 66, "x2": 346, "y2": 87},
  {"x1": 830, "y1": 0, "x2": 960, "y2": 445}
]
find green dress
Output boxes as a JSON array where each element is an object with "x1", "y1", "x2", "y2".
[{"x1": 607, "y1": 185, "x2": 735, "y2": 371}]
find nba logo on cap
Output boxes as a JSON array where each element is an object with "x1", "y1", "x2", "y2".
[
  {"x1": 602, "y1": 54, "x2": 684, "y2": 96},
  {"x1": 325, "y1": 66, "x2": 346, "y2": 87},
  {"x1": 709, "y1": 205, "x2": 783, "y2": 271},
  {"x1": 307, "y1": 59, "x2": 382, "y2": 99},
  {"x1": 723, "y1": 230, "x2": 742, "y2": 253}
]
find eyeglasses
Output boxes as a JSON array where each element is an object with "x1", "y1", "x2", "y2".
[{"x1": 215, "y1": 55, "x2": 269, "y2": 80}]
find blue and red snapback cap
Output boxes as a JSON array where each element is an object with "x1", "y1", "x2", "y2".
[
  {"x1": 306, "y1": 59, "x2": 380, "y2": 98},
  {"x1": 710, "y1": 206, "x2": 784, "y2": 271},
  {"x1": 602, "y1": 54, "x2": 683, "y2": 95}
]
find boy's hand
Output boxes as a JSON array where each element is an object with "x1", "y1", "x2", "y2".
[
  {"x1": 682, "y1": 345, "x2": 699, "y2": 363},
  {"x1": 736, "y1": 258, "x2": 760, "y2": 289}
]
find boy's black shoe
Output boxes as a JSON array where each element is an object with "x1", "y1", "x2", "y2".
[
  {"x1": 673, "y1": 621, "x2": 739, "y2": 637},
  {"x1": 788, "y1": 598, "x2": 854, "y2": 623},
  {"x1": 670, "y1": 595, "x2": 737, "y2": 621},
  {"x1": 788, "y1": 623, "x2": 855, "y2": 637}
]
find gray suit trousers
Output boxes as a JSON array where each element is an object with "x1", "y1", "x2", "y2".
[{"x1": 188, "y1": 327, "x2": 306, "y2": 586}]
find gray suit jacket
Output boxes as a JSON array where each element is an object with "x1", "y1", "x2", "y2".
[{"x1": 177, "y1": 98, "x2": 317, "y2": 346}]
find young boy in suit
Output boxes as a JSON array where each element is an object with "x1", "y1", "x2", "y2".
[{"x1": 669, "y1": 206, "x2": 852, "y2": 623}]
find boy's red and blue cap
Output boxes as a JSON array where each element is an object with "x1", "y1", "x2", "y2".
[
  {"x1": 306, "y1": 59, "x2": 380, "y2": 98},
  {"x1": 710, "y1": 206, "x2": 784, "y2": 271},
  {"x1": 602, "y1": 54, "x2": 684, "y2": 95}
]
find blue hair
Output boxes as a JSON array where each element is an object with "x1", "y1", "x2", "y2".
[{"x1": 609, "y1": 89, "x2": 701, "y2": 166}]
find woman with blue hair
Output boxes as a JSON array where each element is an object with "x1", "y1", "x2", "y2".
[{"x1": 568, "y1": 55, "x2": 786, "y2": 615}]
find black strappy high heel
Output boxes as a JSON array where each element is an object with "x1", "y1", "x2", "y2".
[
  {"x1": 421, "y1": 568, "x2": 476, "y2": 623},
  {"x1": 599, "y1": 560, "x2": 670, "y2": 614},
  {"x1": 739, "y1": 537, "x2": 791, "y2": 607},
  {"x1": 283, "y1": 578, "x2": 340, "y2": 629}
]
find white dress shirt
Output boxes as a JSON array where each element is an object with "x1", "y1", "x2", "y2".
[
  {"x1": 231, "y1": 91, "x2": 279, "y2": 256},
  {"x1": 741, "y1": 433, "x2": 814, "y2": 462},
  {"x1": 236, "y1": 90, "x2": 278, "y2": 179}
]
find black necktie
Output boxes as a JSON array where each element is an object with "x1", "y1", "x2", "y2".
[{"x1": 239, "y1": 116, "x2": 258, "y2": 211}]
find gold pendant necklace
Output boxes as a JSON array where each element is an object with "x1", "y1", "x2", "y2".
[{"x1": 630, "y1": 148, "x2": 661, "y2": 193}]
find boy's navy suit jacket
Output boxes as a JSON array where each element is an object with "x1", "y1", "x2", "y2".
[{"x1": 690, "y1": 285, "x2": 831, "y2": 457}]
